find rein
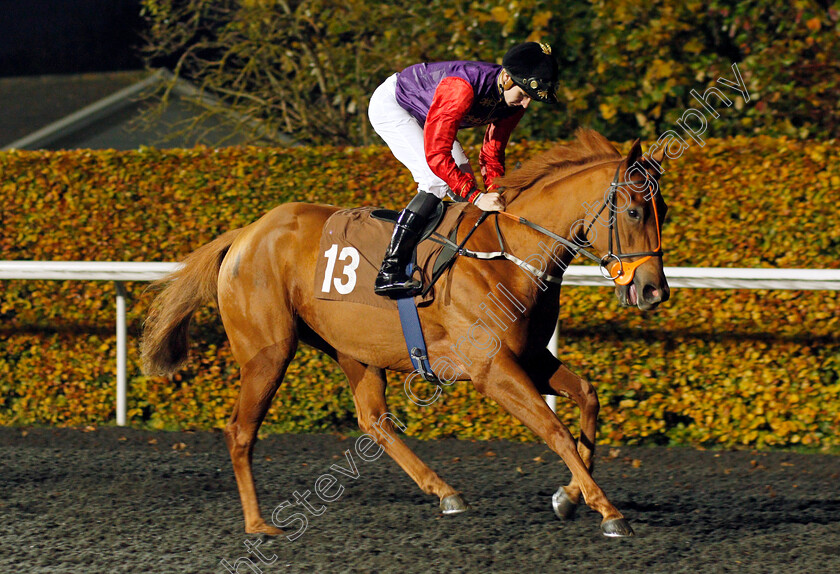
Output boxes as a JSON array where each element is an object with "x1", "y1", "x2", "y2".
[{"x1": 428, "y1": 162, "x2": 664, "y2": 288}]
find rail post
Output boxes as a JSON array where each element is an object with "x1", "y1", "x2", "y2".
[
  {"x1": 546, "y1": 322, "x2": 560, "y2": 413},
  {"x1": 115, "y1": 281, "x2": 127, "y2": 426}
]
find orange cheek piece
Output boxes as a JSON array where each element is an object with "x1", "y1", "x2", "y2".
[
  {"x1": 609, "y1": 255, "x2": 652, "y2": 286},
  {"x1": 610, "y1": 194, "x2": 663, "y2": 286}
]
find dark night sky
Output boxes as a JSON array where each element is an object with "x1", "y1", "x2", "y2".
[{"x1": 0, "y1": 0, "x2": 144, "y2": 76}]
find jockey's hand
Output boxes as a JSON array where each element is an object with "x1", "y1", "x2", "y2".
[{"x1": 474, "y1": 192, "x2": 506, "y2": 212}]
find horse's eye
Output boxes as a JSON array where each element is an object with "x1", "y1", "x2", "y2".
[{"x1": 628, "y1": 208, "x2": 640, "y2": 219}]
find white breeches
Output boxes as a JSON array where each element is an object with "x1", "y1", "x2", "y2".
[{"x1": 368, "y1": 73, "x2": 473, "y2": 199}]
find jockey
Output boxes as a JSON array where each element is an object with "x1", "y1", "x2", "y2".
[{"x1": 369, "y1": 42, "x2": 559, "y2": 298}]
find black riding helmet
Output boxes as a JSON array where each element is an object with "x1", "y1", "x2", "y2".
[{"x1": 502, "y1": 42, "x2": 559, "y2": 103}]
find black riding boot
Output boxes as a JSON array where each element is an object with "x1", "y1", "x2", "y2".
[{"x1": 374, "y1": 209, "x2": 426, "y2": 298}]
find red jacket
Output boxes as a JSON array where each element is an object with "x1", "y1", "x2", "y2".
[{"x1": 395, "y1": 61, "x2": 526, "y2": 202}]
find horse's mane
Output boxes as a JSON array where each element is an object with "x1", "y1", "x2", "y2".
[{"x1": 497, "y1": 128, "x2": 622, "y2": 200}]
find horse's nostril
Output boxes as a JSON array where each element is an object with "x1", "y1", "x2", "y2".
[{"x1": 643, "y1": 283, "x2": 661, "y2": 302}]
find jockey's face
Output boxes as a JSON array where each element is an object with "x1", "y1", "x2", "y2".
[{"x1": 504, "y1": 85, "x2": 532, "y2": 108}]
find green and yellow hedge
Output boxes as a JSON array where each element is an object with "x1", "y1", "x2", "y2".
[{"x1": 1, "y1": 137, "x2": 838, "y2": 449}]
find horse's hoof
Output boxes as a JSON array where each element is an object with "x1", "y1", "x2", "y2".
[
  {"x1": 601, "y1": 517, "x2": 634, "y2": 538},
  {"x1": 246, "y1": 521, "x2": 284, "y2": 537},
  {"x1": 551, "y1": 487, "x2": 578, "y2": 520},
  {"x1": 440, "y1": 494, "x2": 469, "y2": 515}
]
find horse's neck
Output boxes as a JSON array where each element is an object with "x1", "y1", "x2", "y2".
[{"x1": 502, "y1": 168, "x2": 611, "y2": 277}]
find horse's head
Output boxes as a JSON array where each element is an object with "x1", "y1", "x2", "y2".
[
  {"x1": 497, "y1": 129, "x2": 669, "y2": 311},
  {"x1": 587, "y1": 139, "x2": 669, "y2": 311}
]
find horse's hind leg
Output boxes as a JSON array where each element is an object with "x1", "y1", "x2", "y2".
[
  {"x1": 337, "y1": 354, "x2": 466, "y2": 513},
  {"x1": 224, "y1": 336, "x2": 298, "y2": 535}
]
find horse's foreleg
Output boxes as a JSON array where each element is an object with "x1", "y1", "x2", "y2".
[
  {"x1": 225, "y1": 339, "x2": 297, "y2": 535},
  {"x1": 478, "y1": 355, "x2": 632, "y2": 536},
  {"x1": 527, "y1": 349, "x2": 599, "y2": 520},
  {"x1": 339, "y1": 356, "x2": 466, "y2": 514}
]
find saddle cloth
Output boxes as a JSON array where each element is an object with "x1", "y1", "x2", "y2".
[{"x1": 314, "y1": 203, "x2": 470, "y2": 310}]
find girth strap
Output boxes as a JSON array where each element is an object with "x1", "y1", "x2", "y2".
[{"x1": 396, "y1": 290, "x2": 440, "y2": 383}]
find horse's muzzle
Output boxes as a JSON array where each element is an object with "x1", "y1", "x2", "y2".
[{"x1": 615, "y1": 278, "x2": 669, "y2": 310}]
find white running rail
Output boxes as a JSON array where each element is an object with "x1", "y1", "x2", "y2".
[
  {"x1": 2, "y1": 261, "x2": 840, "y2": 424},
  {"x1": 0, "y1": 261, "x2": 182, "y2": 426}
]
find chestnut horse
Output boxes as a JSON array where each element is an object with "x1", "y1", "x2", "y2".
[{"x1": 141, "y1": 129, "x2": 668, "y2": 538}]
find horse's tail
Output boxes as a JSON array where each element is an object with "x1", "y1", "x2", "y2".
[{"x1": 141, "y1": 228, "x2": 243, "y2": 376}]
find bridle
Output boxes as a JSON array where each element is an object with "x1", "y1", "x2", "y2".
[
  {"x1": 494, "y1": 161, "x2": 664, "y2": 286},
  {"x1": 424, "y1": 161, "x2": 664, "y2": 294},
  {"x1": 584, "y1": 161, "x2": 663, "y2": 285}
]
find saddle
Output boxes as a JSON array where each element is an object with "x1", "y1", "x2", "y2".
[{"x1": 314, "y1": 202, "x2": 470, "y2": 310}]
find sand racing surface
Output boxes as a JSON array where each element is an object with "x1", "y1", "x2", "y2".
[{"x1": 1, "y1": 426, "x2": 839, "y2": 573}]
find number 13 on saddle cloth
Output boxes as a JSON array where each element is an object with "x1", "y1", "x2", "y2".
[{"x1": 314, "y1": 203, "x2": 470, "y2": 311}]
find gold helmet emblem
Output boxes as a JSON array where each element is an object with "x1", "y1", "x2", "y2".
[{"x1": 539, "y1": 43, "x2": 552, "y2": 55}]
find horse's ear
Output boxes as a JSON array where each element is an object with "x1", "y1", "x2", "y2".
[
  {"x1": 638, "y1": 143, "x2": 666, "y2": 177},
  {"x1": 624, "y1": 138, "x2": 643, "y2": 166},
  {"x1": 648, "y1": 146, "x2": 666, "y2": 173},
  {"x1": 650, "y1": 145, "x2": 666, "y2": 165}
]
